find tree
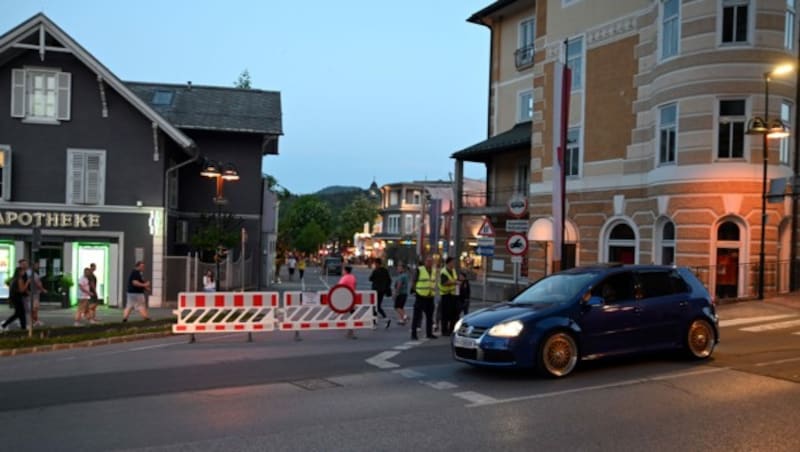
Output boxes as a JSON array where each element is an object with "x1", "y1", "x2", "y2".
[
  {"x1": 280, "y1": 195, "x2": 333, "y2": 249},
  {"x1": 293, "y1": 221, "x2": 327, "y2": 255},
  {"x1": 190, "y1": 211, "x2": 244, "y2": 262},
  {"x1": 264, "y1": 173, "x2": 291, "y2": 200},
  {"x1": 333, "y1": 195, "x2": 379, "y2": 244},
  {"x1": 234, "y1": 69, "x2": 252, "y2": 89}
]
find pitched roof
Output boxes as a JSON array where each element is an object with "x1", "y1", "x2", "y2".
[
  {"x1": 126, "y1": 82, "x2": 283, "y2": 136},
  {"x1": 468, "y1": 0, "x2": 520, "y2": 24},
  {"x1": 0, "y1": 13, "x2": 195, "y2": 152},
  {"x1": 451, "y1": 121, "x2": 531, "y2": 161}
]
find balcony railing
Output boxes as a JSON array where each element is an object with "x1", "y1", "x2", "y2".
[
  {"x1": 515, "y1": 45, "x2": 535, "y2": 70},
  {"x1": 461, "y1": 185, "x2": 527, "y2": 210}
]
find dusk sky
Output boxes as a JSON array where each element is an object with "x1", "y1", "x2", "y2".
[{"x1": 1, "y1": 0, "x2": 491, "y2": 194}]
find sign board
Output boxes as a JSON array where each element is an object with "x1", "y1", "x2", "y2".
[
  {"x1": 506, "y1": 220, "x2": 529, "y2": 233},
  {"x1": 477, "y1": 217, "x2": 496, "y2": 237},
  {"x1": 328, "y1": 285, "x2": 356, "y2": 314},
  {"x1": 476, "y1": 246, "x2": 494, "y2": 257},
  {"x1": 507, "y1": 193, "x2": 528, "y2": 218},
  {"x1": 476, "y1": 237, "x2": 495, "y2": 247},
  {"x1": 510, "y1": 255, "x2": 523, "y2": 264},
  {"x1": 506, "y1": 233, "x2": 528, "y2": 256}
]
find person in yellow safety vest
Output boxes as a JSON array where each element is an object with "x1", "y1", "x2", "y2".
[
  {"x1": 411, "y1": 255, "x2": 437, "y2": 340},
  {"x1": 439, "y1": 257, "x2": 459, "y2": 336}
]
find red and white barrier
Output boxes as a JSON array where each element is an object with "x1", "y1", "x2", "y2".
[
  {"x1": 173, "y1": 292, "x2": 279, "y2": 335},
  {"x1": 281, "y1": 286, "x2": 377, "y2": 331}
]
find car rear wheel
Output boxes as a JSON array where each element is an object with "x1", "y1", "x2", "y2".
[
  {"x1": 686, "y1": 319, "x2": 716, "y2": 359},
  {"x1": 538, "y1": 332, "x2": 578, "y2": 378}
]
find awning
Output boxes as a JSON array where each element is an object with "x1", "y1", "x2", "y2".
[
  {"x1": 528, "y1": 217, "x2": 579, "y2": 242},
  {"x1": 451, "y1": 121, "x2": 531, "y2": 162}
]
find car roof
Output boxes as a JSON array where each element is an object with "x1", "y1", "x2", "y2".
[{"x1": 560, "y1": 264, "x2": 681, "y2": 276}]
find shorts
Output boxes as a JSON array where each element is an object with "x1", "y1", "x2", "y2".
[
  {"x1": 126, "y1": 293, "x2": 146, "y2": 310},
  {"x1": 393, "y1": 294, "x2": 407, "y2": 309}
]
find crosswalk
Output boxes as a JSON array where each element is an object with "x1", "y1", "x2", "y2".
[{"x1": 720, "y1": 314, "x2": 800, "y2": 336}]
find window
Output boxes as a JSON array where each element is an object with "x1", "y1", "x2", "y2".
[
  {"x1": 516, "y1": 18, "x2": 536, "y2": 68},
  {"x1": 661, "y1": 0, "x2": 680, "y2": 59},
  {"x1": 152, "y1": 90, "x2": 174, "y2": 106},
  {"x1": 607, "y1": 223, "x2": 636, "y2": 264},
  {"x1": 718, "y1": 221, "x2": 740, "y2": 240},
  {"x1": 519, "y1": 90, "x2": 533, "y2": 122},
  {"x1": 780, "y1": 101, "x2": 792, "y2": 165},
  {"x1": 11, "y1": 68, "x2": 71, "y2": 122},
  {"x1": 565, "y1": 127, "x2": 581, "y2": 177},
  {"x1": 717, "y1": 99, "x2": 746, "y2": 159},
  {"x1": 66, "y1": 149, "x2": 106, "y2": 205},
  {"x1": 387, "y1": 215, "x2": 400, "y2": 234},
  {"x1": 659, "y1": 104, "x2": 678, "y2": 164},
  {"x1": 659, "y1": 221, "x2": 676, "y2": 265},
  {"x1": 176, "y1": 220, "x2": 189, "y2": 244},
  {"x1": 404, "y1": 214, "x2": 414, "y2": 234},
  {"x1": 515, "y1": 163, "x2": 529, "y2": 195},
  {"x1": 0, "y1": 146, "x2": 10, "y2": 201},
  {"x1": 722, "y1": 0, "x2": 749, "y2": 44},
  {"x1": 786, "y1": 0, "x2": 796, "y2": 50},
  {"x1": 389, "y1": 190, "x2": 399, "y2": 206},
  {"x1": 405, "y1": 190, "x2": 421, "y2": 205},
  {"x1": 567, "y1": 37, "x2": 583, "y2": 90},
  {"x1": 638, "y1": 270, "x2": 688, "y2": 298},
  {"x1": 593, "y1": 272, "x2": 636, "y2": 303}
]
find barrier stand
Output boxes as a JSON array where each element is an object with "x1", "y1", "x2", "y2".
[{"x1": 173, "y1": 291, "x2": 279, "y2": 343}]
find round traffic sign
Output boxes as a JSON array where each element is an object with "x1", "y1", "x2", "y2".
[
  {"x1": 506, "y1": 233, "x2": 528, "y2": 256},
  {"x1": 328, "y1": 284, "x2": 356, "y2": 314},
  {"x1": 507, "y1": 193, "x2": 528, "y2": 218}
]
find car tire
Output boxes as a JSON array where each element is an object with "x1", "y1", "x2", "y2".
[
  {"x1": 685, "y1": 318, "x2": 716, "y2": 359},
  {"x1": 537, "y1": 331, "x2": 579, "y2": 378}
]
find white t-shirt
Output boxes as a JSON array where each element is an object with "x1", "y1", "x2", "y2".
[
  {"x1": 203, "y1": 276, "x2": 215, "y2": 291},
  {"x1": 79, "y1": 276, "x2": 92, "y2": 299}
]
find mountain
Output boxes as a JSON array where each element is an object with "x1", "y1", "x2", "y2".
[
  {"x1": 314, "y1": 186, "x2": 369, "y2": 212},
  {"x1": 314, "y1": 186, "x2": 364, "y2": 196}
]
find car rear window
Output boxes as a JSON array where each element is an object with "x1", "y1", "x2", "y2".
[{"x1": 638, "y1": 270, "x2": 689, "y2": 298}]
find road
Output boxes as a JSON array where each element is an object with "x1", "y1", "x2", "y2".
[{"x1": 1, "y1": 293, "x2": 799, "y2": 451}]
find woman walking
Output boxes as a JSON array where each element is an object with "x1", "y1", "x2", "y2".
[{"x1": 393, "y1": 263, "x2": 410, "y2": 325}]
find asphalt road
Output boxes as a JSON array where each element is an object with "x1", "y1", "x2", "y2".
[{"x1": 1, "y1": 295, "x2": 800, "y2": 451}]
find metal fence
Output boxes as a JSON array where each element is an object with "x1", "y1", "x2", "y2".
[
  {"x1": 163, "y1": 253, "x2": 255, "y2": 303},
  {"x1": 689, "y1": 259, "x2": 798, "y2": 300}
]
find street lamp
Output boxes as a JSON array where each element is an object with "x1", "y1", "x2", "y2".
[
  {"x1": 200, "y1": 158, "x2": 240, "y2": 291},
  {"x1": 746, "y1": 63, "x2": 793, "y2": 300}
]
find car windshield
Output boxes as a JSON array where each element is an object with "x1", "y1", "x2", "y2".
[{"x1": 512, "y1": 272, "x2": 597, "y2": 305}]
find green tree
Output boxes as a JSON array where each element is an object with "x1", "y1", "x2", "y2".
[
  {"x1": 190, "y1": 211, "x2": 244, "y2": 261},
  {"x1": 281, "y1": 195, "x2": 332, "y2": 249},
  {"x1": 293, "y1": 221, "x2": 327, "y2": 254},
  {"x1": 333, "y1": 195, "x2": 379, "y2": 244},
  {"x1": 234, "y1": 69, "x2": 252, "y2": 89}
]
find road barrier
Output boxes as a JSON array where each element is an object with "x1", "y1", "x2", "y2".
[{"x1": 173, "y1": 286, "x2": 377, "y2": 342}]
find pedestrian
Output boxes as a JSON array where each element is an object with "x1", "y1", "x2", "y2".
[
  {"x1": 287, "y1": 254, "x2": 297, "y2": 281},
  {"x1": 1, "y1": 265, "x2": 29, "y2": 331},
  {"x1": 337, "y1": 265, "x2": 358, "y2": 339},
  {"x1": 203, "y1": 269, "x2": 215, "y2": 292},
  {"x1": 458, "y1": 270, "x2": 472, "y2": 316},
  {"x1": 439, "y1": 257, "x2": 459, "y2": 336},
  {"x1": 393, "y1": 262, "x2": 410, "y2": 325},
  {"x1": 368, "y1": 258, "x2": 392, "y2": 329},
  {"x1": 122, "y1": 261, "x2": 151, "y2": 322},
  {"x1": 86, "y1": 263, "x2": 101, "y2": 323},
  {"x1": 410, "y1": 255, "x2": 437, "y2": 340},
  {"x1": 75, "y1": 267, "x2": 93, "y2": 326},
  {"x1": 298, "y1": 256, "x2": 306, "y2": 280},
  {"x1": 30, "y1": 261, "x2": 47, "y2": 327}
]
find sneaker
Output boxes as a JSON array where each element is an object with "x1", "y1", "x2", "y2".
[
  {"x1": 426, "y1": 335, "x2": 438, "y2": 339},
  {"x1": 385, "y1": 319, "x2": 391, "y2": 329},
  {"x1": 73, "y1": 321, "x2": 82, "y2": 327},
  {"x1": 33, "y1": 320, "x2": 44, "y2": 327},
  {"x1": 89, "y1": 319, "x2": 102, "y2": 325},
  {"x1": 372, "y1": 321, "x2": 378, "y2": 330},
  {"x1": 122, "y1": 318, "x2": 128, "y2": 323},
  {"x1": 0, "y1": 325, "x2": 7, "y2": 333}
]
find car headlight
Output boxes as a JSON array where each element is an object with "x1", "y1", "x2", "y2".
[
  {"x1": 488, "y1": 320, "x2": 524, "y2": 338},
  {"x1": 453, "y1": 318, "x2": 464, "y2": 333}
]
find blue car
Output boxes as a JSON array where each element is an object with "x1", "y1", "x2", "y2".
[{"x1": 452, "y1": 265, "x2": 719, "y2": 378}]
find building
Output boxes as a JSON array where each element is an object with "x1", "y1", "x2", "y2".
[
  {"x1": 0, "y1": 14, "x2": 282, "y2": 306},
  {"x1": 453, "y1": 0, "x2": 799, "y2": 299}
]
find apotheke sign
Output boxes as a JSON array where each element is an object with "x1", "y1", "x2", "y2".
[{"x1": 0, "y1": 210, "x2": 101, "y2": 228}]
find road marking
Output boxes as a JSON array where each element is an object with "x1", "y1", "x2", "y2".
[
  {"x1": 755, "y1": 357, "x2": 800, "y2": 367},
  {"x1": 719, "y1": 315, "x2": 796, "y2": 327},
  {"x1": 424, "y1": 381, "x2": 458, "y2": 390},
  {"x1": 740, "y1": 319, "x2": 800, "y2": 332},
  {"x1": 393, "y1": 341, "x2": 419, "y2": 351},
  {"x1": 366, "y1": 351, "x2": 401, "y2": 369},
  {"x1": 128, "y1": 342, "x2": 182, "y2": 351},
  {"x1": 454, "y1": 391, "x2": 498, "y2": 405},
  {"x1": 393, "y1": 368, "x2": 425, "y2": 379},
  {"x1": 464, "y1": 367, "x2": 727, "y2": 408}
]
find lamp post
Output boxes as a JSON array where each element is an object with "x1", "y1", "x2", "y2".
[
  {"x1": 200, "y1": 159, "x2": 240, "y2": 291},
  {"x1": 746, "y1": 64, "x2": 793, "y2": 300}
]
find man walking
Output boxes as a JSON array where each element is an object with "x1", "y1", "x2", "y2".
[
  {"x1": 368, "y1": 258, "x2": 392, "y2": 329},
  {"x1": 122, "y1": 261, "x2": 151, "y2": 322},
  {"x1": 439, "y1": 257, "x2": 459, "y2": 336},
  {"x1": 410, "y1": 256, "x2": 437, "y2": 340}
]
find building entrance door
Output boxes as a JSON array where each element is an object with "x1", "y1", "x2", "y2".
[
  {"x1": 34, "y1": 243, "x2": 64, "y2": 302},
  {"x1": 716, "y1": 248, "x2": 739, "y2": 299}
]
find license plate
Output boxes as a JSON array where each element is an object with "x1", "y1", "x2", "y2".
[{"x1": 453, "y1": 335, "x2": 477, "y2": 349}]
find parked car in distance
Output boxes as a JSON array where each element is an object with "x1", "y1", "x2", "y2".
[
  {"x1": 324, "y1": 256, "x2": 343, "y2": 276},
  {"x1": 452, "y1": 265, "x2": 719, "y2": 378}
]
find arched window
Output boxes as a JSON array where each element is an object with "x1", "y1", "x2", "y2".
[
  {"x1": 607, "y1": 223, "x2": 637, "y2": 264},
  {"x1": 660, "y1": 221, "x2": 676, "y2": 265},
  {"x1": 718, "y1": 221, "x2": 739, "y2": 241}
]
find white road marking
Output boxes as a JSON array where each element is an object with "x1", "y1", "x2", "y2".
[
  {"x1": 128, "y1": 342, "x2": 183, "y2": 351},
  {"x1": 740, "y1": 319, "x2": 800, "y2": 332},
  {"x1": 393, "y1": 344, "x2": 414, "y2": 350},
  {"x1": 393, "y1": 368, "x2": 425, "y2": 379},
  {"x1": 464, "y1": 367, "x2": 727, "y2": 408},
  {"x1": 423, "y1": 381, "x2": 458, "y2": 390},
  {"x1": 719, "y1": 315, "x2": 796, "y2": 327},
  {"x1": 454, "y1": 391, "x2": 498, "y2": 405},
  {"x1": 755, "y1": 357, "x2": 800, "y2": 367},
  {"x1": 365, "y1": 351, "x2": 401, "y2": 369}
]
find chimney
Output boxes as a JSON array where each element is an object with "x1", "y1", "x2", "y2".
[{"x1": 187, "y1": 81, "x2": 192, "y2": 91}]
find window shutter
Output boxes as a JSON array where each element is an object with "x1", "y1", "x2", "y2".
[
  {"x1": 11, "y1": 69, "x2": 25, "y2": 118},
  {"x1": 57, "y1": 72, "x2": 71, "y2": 121},
  {"x1": 84, "y1": 152, "x2": 104, "y2": 205},
  {"x1": 0, "y1": 147, "x2": 11, "y2": 201},
  {"x1": 68, "y1": 151, "x2": 85, "y2": 204}
]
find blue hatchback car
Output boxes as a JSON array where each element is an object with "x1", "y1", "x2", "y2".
[{"x1": 452, "y1": 265, "x2": 719, "y2": 377}]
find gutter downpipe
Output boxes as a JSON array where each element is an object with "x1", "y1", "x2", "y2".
[{"x1": 163, "y1": 143, "x2": 200, "y2": 301}]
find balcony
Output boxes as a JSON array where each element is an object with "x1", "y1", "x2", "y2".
[
  {"x1": 461, "y1": 185, "x2": 526, "y2": 215},
  {"x1": 515, "y1": 45, "x2": 535, "y2": 70}
]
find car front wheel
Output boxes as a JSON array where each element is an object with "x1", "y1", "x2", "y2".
[
  {"x1": 538, "y1": 331, "x2": 579, "y2": 378},
  {"x1": 686, "y1": 319, "x2": 716, "y2": 359}
]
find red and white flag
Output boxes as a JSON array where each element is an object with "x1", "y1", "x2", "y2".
[{"x1": 552, "y1": 61, "x2": 571, "y2": 265}]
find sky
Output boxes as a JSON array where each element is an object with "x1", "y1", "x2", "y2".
[{"x1": 1, "y1": 0, "x2": 490, "y2": 194}]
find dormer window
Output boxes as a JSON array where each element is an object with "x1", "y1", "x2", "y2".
[
  {"x1": 11, "y1": 68, "x2": 71, "y2": 123},
  {"x1": 152, "y1": 90, "x2": 174, "y2": 106}
]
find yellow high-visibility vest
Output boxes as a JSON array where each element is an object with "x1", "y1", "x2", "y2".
[
  {"x1": 439, "y1": 268, "x2": 457, "y2": 295},
  {"x1": 416, "y1": 266, "x2": 435, "y2": 297}
]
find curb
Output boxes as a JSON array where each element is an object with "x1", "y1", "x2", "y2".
[{"x1": 0, "y1": 331, "x2": 173, "y2": 357}]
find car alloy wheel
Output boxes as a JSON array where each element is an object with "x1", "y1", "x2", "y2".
[
  {"x1": 686, "y1": 319, "x2": 716, "y2": 359},
  {"x1": 539, "y1": 332, "x2": 578, "y2": 378}
]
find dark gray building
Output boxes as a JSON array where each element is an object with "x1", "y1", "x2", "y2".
[{"x1": 0, "y1": 14, "x2": 282, "y2": 306}]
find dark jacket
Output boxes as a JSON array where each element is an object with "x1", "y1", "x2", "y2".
[{"x1": 369, "y1": 266, "x2": 392, "y2": 293}]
